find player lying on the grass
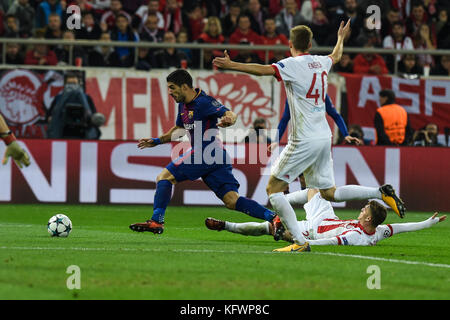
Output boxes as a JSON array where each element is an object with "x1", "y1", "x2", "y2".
[
  {"x1": 205, "y1": 189, "x2": 446, "y2": 252},
  {"x1": 129, "y1": 69, "x2": 276, "y2": 234},
  {"x1": 0, "y1": 113, "x2": 30, "y2": 168}
]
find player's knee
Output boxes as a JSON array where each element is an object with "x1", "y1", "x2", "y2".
[
  {"x1": 156, "y1": 170, "x2": 175, "y2": 184},
  {"x1": 222, "y1": 191, "x2": 238, "y2": 210},
  {"x1": 320, "y1": 189, "x2": 334, "y2": 201}
]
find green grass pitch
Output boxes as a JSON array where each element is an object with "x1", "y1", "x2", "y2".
[{"x1": 0, "y1": 204, "x2": 449, "y2": 300}]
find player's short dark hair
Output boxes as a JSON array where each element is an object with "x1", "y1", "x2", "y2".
[
  {"x1": 290, "y1": 25, "x2": 313, "y2": 52},
  {"x1": 368, "y1": 201, "x2": 387, "y2": 227},
  {"x1": 166, "y1": 69, "x2": 193, "y2": 88},
  {"x1": 379, "y1": 89, "x2": 396, "y2": 104}
]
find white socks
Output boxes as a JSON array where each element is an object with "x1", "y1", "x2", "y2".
[
  {"x1": 285, "y1": 189, "x2": 309, "y2": 205},
  {"x1": 333, "y1": 185, "x2": 382, "y2": 202},
  {"x1": 269, "y1": 192, "x2": 305, "y2": 244},
  {"x1": 225, "y1": 221, "x2": 270, "y2": 236}
]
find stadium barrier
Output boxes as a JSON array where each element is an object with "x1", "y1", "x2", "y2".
[{"x1": 0, "y1": 140, "x2": 448, "y2": 212}]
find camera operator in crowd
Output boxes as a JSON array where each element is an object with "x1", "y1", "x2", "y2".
[{"x1": 46, "y1": 71, "x2": 105, "y2": 139}]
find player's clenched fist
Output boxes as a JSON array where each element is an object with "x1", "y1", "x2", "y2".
[{"x1": 218, "y1": 111, "x2": 237, "y2": 128}]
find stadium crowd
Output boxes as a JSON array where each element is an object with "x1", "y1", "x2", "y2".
[{"x1": 0, "y1": 0, "x2": 448, "y2": 75}]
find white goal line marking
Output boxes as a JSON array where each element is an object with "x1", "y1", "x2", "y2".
[{"x1": 1, "y1": 245, "x2": 449, "y2": 269}]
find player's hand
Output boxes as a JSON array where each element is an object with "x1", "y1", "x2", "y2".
[
  {"x1": 337, "y1": 19, "x2": 351, "y2": 39},
  {"x1": 218, "y1": 115, "x2": 235, "y2": 128},
  {"x1": 137, "y1": 138, "x2": 159, "y2": 149},
  {"x1": 2, "y1": 141, "x2": 31, "y2": 168},
  {"x1": 213, "y1": 50, "x2": 233, "y2": 70},
  {"x1": 344, "y1": 135, "x2": 363, "y2": 145},
  {"x1": 268, "y1": 142, "x2": 278, "y2": 153},
  {"x1": 431, "y1": 212, "x2": 447, "y2": 223}
]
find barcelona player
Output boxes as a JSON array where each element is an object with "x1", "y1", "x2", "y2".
[{"x1": 130, "y1": 69, "x2": 276, "y2": 234}]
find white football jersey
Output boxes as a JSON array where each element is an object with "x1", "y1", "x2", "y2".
[
  {"x1": 304, "y1": 218, "x2": 393, "y2": 246},
  {"x1": 272, "y1": 54, "x2": 333, "y2": 141}
]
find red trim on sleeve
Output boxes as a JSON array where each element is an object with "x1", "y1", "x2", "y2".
[
  {"x1": 328, "y1": 55, "x2": 334, "y2": 65},
  {"x1": 336, "y1": 236, "x2": 342, "y2": 245},
  {"x1": 271, "y1": 64, "x2": 282, "y2": 82},
  {"x1": 387, "y1": 224, "x2": 393, "y2": 236}
]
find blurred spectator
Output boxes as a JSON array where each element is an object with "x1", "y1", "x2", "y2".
[
  {"x1": 431, "y1": 55, "x2": 450, "y2": 76},
  {"x1": 69, "y1": 0, "x2": 94, "y2": 14},
  {"x1": 110, "y1": 13, "x2": 139, "y2": 67},
  {"x1": 47, "y1": 72, "x2": 102, "y2": 139},
  {"x1": 36, "y1": 0, "x2": 63, "y2": 29},
  {"x1": 309, "y1": 7, "x2": 332, "y2": 46},
  {"x1": 7, "y1": 0, "x2": 35, "y2": 38},
  {"x1": 246, "y1": 0, "x2": 268, "y2": 35},
  {"x1": 413, "y1": 23, "x2": 436, "y2": 67},
  {"x1": 153, "y1": 31, "x2": 189, "y2": 69},
  {"x1": 76, "y1": 12, "x2": 102, "y2": 40},
  {"x1": 54, "y1": 30, "x2": 87, "y2": 66},
  {"x1": 269, "y1": 0, "x2": 301, "y2": 17},
  {"x1": 355, "y1": 16, "x2": 382, "y2": 48},
  {"x1": 198, "y1": 16, "x2": 225, "y2": 69},
  {"x1": 135, "y1": 47, "x2": 153, "y2": 70},
  {"x1": 437, "y1": 9, "x2": 450, "y2": 49},
  {"x1": 44, "y1": 12, "x2": 63, "y2": 39},
  {"x1": 187, "y1": 5, "x2": 205, "y2": 41},
  {"x1": 177, "y1": 30, "x2": 193, "y2": 65},
  {"x1": 121, "y1": 0, "x2": 146, "y2": 14},
  {"x1": 333, "y1": 53, "x2": 353, "y2": 73},
  {"x1": 383, "y1": 21, "x2": 414, "y2": 72},
  {"x1": 88, "y1": 31, "x2": 121, "y2": 67},
  {"x1": 1, "y1": 43, "x2": 24, "y2": 64},
  {"x1": 275, "y1": 0, "x2": 306, "y2": 38},
  {"x1": 374, "y1": 89, "x2": 413, "y2": 146},
  {"x1": 100, "y1": 0, "x2": 131, "y2": 31},
  {"x1": 380, "y1": 7, "x2": 401, "y2": 39},
  {"x1": 221, "y1": 1, "x2": 241, "y2": 38},
  {"x1": 406, "y1": 2, "x2": 434, "y2": 38},
  {"x1": 436, "y1": 7, "x2": 448, "y2": 35},
  {"x1": 24, "y1": 36, "x2": 58, "y2": 65},
  {"x1": 134, "y1": 0, "x2": 164, "y2": 31},
  {"x1": 397, "y1": 54, "x2": 424, "y2": 78},
  {"x1": 346, "y1": 124, "x2": 372, "y2": 146},
  {"x1": 229, "y1": 14, "x2": 263, "y2": 63},
  {"x1": 243, "y1": 118, "x2": 272, "y2": 144},
  {"x1": 4, "y1": 14, "x2": 20, "y2": 37},
  {"x1": 300, "y1": 0, "x2": 314, "y2": 23},
  {"x1": 328, "y1": 0, "x2": 363, "y2": 45},
  {"x1": 163, "y1": 0, "x2": 188, "y2": 35},
  {"x1": 139, "y1": 13, "x2": 164, "y2": 43},
  {"x1": 259, "y1": 17, "x2": 288, "y2": 63},
  {"x1": 353, "y1": 44, "x2": 389, "y2": 75},
  {"x1": 412, "y1": 123, "x2": 442, "y2": 147}
]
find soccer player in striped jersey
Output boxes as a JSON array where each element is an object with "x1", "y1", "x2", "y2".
[
  {"x1": 213, "y1": 20, "x2": 406, "y2": 253},
  {"x1": 205, "y1": 189, "x2": 446, "y2": 250}
]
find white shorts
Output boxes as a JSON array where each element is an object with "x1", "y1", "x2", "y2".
[
  {"x1": 271, "y1": 138, "x2": 335, "y2": 189},
  {"x1": 296, "y1": 193, "x2": 338, "y2": 238}
]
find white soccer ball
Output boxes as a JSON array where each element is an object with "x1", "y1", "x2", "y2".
[{"x1": 47, "y1": 214, "x2": 72, "y2": 237}]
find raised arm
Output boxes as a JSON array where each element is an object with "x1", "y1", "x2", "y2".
[
  {"x1": 329, "y1": 19, "x2": 351, "y2": 65},
  {"x1": 213, "y1": 50, "x2": 275, "y2": 76}
]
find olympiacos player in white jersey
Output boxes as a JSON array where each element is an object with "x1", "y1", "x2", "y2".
[
  {"x1": 205, "y1": 189, "x2": 446, "y2": 248},
  {"x1": 213, "y1": 20, "x2": 406, "y2": 253}
]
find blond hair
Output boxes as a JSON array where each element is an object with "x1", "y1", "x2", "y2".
[
  {"x1": 290, "y1": 25, "x2": 313, "y2": 52},
  {"x1": 204, "y1": 16, "x2": 222, "y2": 37}
]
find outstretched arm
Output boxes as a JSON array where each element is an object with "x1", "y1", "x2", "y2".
[
  {"x1": 213, "y1": 50, "x2": 275, "y2": 76},
  {"x1": 389, "y1": 213, "x2": 446, "y2": 235},
  {"x1": 137, "y1": 125, "x2": 185, "y2": 149}
]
